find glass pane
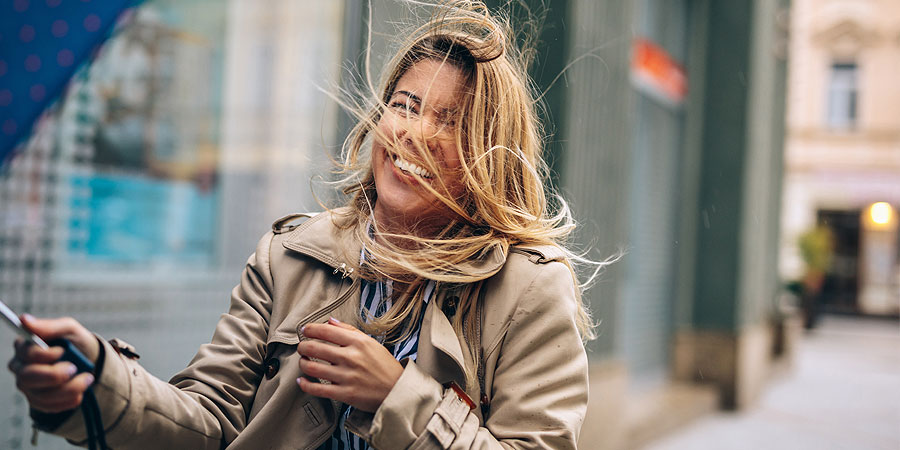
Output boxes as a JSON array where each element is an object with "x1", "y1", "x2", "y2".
[
  {"x1": 827, "y1": 63, "x2": 858, "y2": 129},
  {"x1": 0, "y1": 1, "x2": 346, "y2": 447}
]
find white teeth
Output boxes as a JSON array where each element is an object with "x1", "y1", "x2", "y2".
[{"x1": 392, "y1": 155, "x2": 433, "y2": 178}]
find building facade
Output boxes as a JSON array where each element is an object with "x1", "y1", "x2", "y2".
[{"x1": 781, "y1": 0, "x2": 900, "y2": 316}]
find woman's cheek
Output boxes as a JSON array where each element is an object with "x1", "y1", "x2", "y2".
[{"x1": 375, "y1": 113, "x2": 400, "y2": 143}]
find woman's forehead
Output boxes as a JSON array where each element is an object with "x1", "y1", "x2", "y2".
[{"x1": 393, "y1": 59, "x2": 468, "y2": 110}]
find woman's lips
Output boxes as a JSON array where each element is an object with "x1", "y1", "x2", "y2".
[
  {"x1": 386, "y1": 152, "x2": 433, "y2": 185},
  {"x1": 391, "y1": 154, "x2": 434, "y2": 178},
  {"x1": 390, "y1": 157, "x2": 422, "y2": 185}
]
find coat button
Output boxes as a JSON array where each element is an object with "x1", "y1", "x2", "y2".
[
  {"x1": 265, "y1": 358, "x2": 280, "y2": 379},
  {"x1": 442, "y1": 296, "x2": 459, "y2": 318}
]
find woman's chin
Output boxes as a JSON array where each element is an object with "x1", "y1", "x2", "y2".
[
  {"x1": 374, "y1": 196, "x2": 424, "y2": 226},
  {"x1": 374, "y1": 193, "x2": 456, "y2": 236}
]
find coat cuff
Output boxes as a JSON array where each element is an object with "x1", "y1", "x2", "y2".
[
  {"x1": 413, "y1": 385, "x2": 472, "y2": 449},
  {"x1": 51, "y1": 337, "x2": 137, "y2": 444},
  {"x1": 349, "y1": 360, "x2": 440, "y2": 447},
  {"x1": 348, "y1": 360, "x2": 473, "y2": 450}
]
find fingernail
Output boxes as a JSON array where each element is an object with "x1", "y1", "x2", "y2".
[
  {"x1": 328, "y1": 317, "x2": 342, "y2": 325},
  {"x1": 65, "y1": 363, "x2": 78, "y2": 377},
  {"x1": 296, "y1": 377, "x2": 303, "y2": 386},
  {"x1": 21, "y1": 314, "x2": 33, "y2": 322},
  {"x1": 300, "y1": 325, "x2": 307, "y2": 334},
  {"x1": 84, "y1": 374, "x2": 95, "y2": 387}
]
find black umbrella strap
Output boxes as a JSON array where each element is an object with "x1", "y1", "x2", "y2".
[{"x1": 80, "y1": 388, "x2": 108, "y2": 450}]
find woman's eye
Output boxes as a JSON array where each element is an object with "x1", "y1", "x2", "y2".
[{"x1": 389, "y1": 101, "x2": 417, "y2": 114}]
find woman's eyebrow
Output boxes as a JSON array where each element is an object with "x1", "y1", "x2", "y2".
[{"x1": 394, "y1": 90, "x2": 422, "y2": 105}]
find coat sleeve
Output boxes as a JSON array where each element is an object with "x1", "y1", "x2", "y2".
[
  {"x1": 349, "y1": 261, "x2": 589, "y2": 449},
  {"x1": 48, "y1": 232, "x2": 277, "y2": 449}
]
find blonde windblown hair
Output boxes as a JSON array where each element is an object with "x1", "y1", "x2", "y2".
[{"x1": 330, "y1": 1, "x2": 603, "y2": 373}]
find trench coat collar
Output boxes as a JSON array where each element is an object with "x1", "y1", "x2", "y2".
[
  {"x1": 279, "y1": 208, "x2": 508, "y2": 279},
  {"x1": 279, "y1": 208, "x2": 504, "y2": 388},
  {"x1": 280, "y1": 208, "x2": 363, "y2": 273}
]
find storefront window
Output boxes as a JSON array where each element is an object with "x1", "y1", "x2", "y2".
[
  {"x1": 57, "y1": 1, "x2": 225, "y2": 274},
  {"x1": 1, "y1": 1, "x2": 345, "y2": 447}
]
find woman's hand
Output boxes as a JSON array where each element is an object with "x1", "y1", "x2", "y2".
[
  {"x1": 296, "y1": 317, "x2": 403, "y2": 413},
  {"x1": 7, "y1": 315, "x2": 100, "y2": 413}
]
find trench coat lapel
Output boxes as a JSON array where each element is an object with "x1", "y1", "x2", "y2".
[{"x1": 416, "y1": 297, "x2": 467, "y2": 387}]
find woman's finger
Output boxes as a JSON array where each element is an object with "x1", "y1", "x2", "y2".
[
  {"x1": 26, "y1": 372, "x2": 95, "y2": 413},
  {"x1": 297, "y1": 375, "x2": 368, "y2": 408},
  {"x1": 296, "y1": 375, "x2": 348, "y2": 400},
  {"x1": 299, "y1": 357, "x2": 348, "y2": 384},
  {"x1": 20, "y1": 315, "x2": 99, "y2": 363},
  {"x1": 14, "y1": 339, "x2": 65, "y2": 365},
  {"x1": 301, "y1": 322, "x2": 360, "y2": 347},
  {"x1": 296, "y1": 339, "x2": 353, "y2": 366},
  {"x1": 15, "y1": 361, "x2": 79, "y2": 390},
  {"x1": 327, "y1": 316, "x2": 361, "y2": 332}
]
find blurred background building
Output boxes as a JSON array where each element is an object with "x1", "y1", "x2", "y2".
[
  {"x1": 2, "y1": 0, "x2": 895, "y2": 449},
  {"x1": 780, "y1": 0, "x2": 900, "y2": 321}
]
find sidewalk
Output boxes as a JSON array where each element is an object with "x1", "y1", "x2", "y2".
[{"x1": 647, "y1": 315, "x2": 900, "y2": 450}]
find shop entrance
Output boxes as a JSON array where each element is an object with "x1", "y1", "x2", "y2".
[{"x1": 817, "y1": 209, "x2": 861, "y2": 313}]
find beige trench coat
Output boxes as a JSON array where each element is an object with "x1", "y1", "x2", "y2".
[{"x1": 46, "y1": 209, "x2": 589, "y2": 449}]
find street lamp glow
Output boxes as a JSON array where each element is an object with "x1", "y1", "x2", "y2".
[{"x1": 869, "y1": 202, "x2": 892, "y2": 225}]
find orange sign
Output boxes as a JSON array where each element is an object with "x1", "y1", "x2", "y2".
[{"x1": 631, "y1": 38, "x2": 688, "y2": 105}]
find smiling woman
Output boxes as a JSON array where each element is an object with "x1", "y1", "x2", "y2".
[
  {"x1": 371, "y1": 59, "x2": 468, "y2": 234},
  {"x1": 9, "y1": 1, "x2": 603, "y2": 449}
]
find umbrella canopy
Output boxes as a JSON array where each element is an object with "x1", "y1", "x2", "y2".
[{"x1": 0, "y1": 0, "x2": 144, "y2": 165}]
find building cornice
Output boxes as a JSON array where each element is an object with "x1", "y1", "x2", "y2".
[
  {"x1": 812, "y1": 18, "x2": 882, "y2": 55},
  {"x1": 788, "y1": 128, "x2": 900, "y2": 143}
]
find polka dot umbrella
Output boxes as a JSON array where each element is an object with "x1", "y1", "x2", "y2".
[{"x1": 0, "y1": 0, "x2": 145, "y2": 165}]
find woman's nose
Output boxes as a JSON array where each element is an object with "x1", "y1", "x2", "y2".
[{"x1": 400, "y1": 117, "x2": 443, "y2": 148}]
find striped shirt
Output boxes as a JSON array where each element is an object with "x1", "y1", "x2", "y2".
[{"x1": 318, "y1": 270, "x2": 436, "y2": 449}]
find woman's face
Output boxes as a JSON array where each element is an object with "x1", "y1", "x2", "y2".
[{"x1": 372, "y1": 58, "x2": 468, "y2": 234}]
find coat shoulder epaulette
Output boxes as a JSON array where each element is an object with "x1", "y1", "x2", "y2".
[
  {"x1": 271, "y1": 213, "x2": 315, "y2": 234},
  {"x1": 509, "y1": 245, "x2": 567, "y2": 264}
]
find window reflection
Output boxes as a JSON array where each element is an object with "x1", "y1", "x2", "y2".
[{"x1": 58, "y1": 3, "x2": 225, "y2": 271}]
